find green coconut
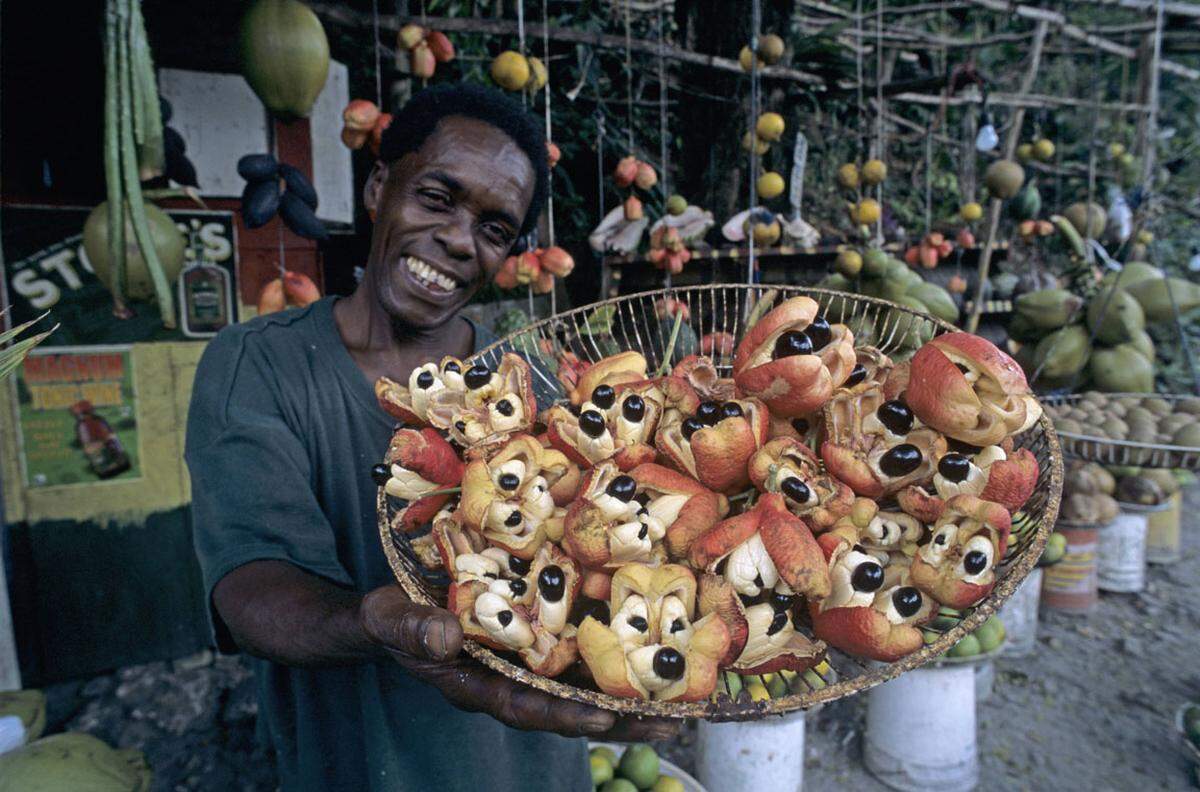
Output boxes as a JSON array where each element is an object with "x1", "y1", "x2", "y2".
[
  {"x1": 82, "y1": 201, "x2": 186, "y2": 303},
  {"x1": 1086, "y1": 288, "x2": 1145, "y2": 345},
  {"x1": 1033, "y1": 325, "x2": 1091, "y2": 379},
  {"x1": 983, "y1": 160, "x2": 1025, "y2": 199},
  {"x1": 1123, "y1": 277, "x2": 1200, "y2": 323},
  {"x1": 239, "y1": 0, "x2": 330, "y2": 119},
  {"x1": 907, "y1": 282, "x2": 959, "y2": 324},
  {"x1": 1089, "y1": 346, "x2": 1154, "y2": 393},
  {"x1": 1063, "y1": 202, "x2": 1106, "y2": 238}
]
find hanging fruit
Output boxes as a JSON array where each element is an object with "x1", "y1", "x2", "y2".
[
  {"x1": 648, "y1": 227, "x2": 692, "y2": 275},
  {"x1": 398, "y1": 24, "x2": 425, "y2": 50},
  {"x1": 849, "y1": 198, "x2": 881, "y2": 225},
  {"x1": 1032, "y1": 139, "x2": 1055, "y2": 162},
  {"x1": 836, "y1": 163, "x2": 859, "y2": 190},
  {"x1": 411, "y1": 41, "x2": 436, "y2": 79},
  {"x1": 257, "y1": 271, "x2": 322, "y2": 316},
  {"x1": 983, "y1": 160, "x2": 1025, "y2": 200},
  {"x1": 236, "y1": 153, "x2": 328, "y2": 240},
  {"x1": 755, "y1": 112, "x2": 785, "y2": 142},
  {"x1": 665, "y1": 195, "x2": 688, "y2": 216},
  {"x1": 759, "y1": 34, "x2": 785, "y2": 65},
  {"x1": 239, "y1": 0, "x2": 330, "y2": 120},
  {"x1": 527, "y1": 56, "x2": 549, "y2": 91},
  {"x1": 396, "y1": 26, "x2": 455, "y2": 80},
  {"x1": 491, "y1": 51, "x2": 531, "y2": 91},
  {"x1": 613, "y1": 156, "x2": 639, "y2": 189},
  {"x1": 624, "y1": 195, "x2": 644, "y2": 221},
  {"x1": 370, "y1": 113, "x2": 393, "y2": 158},
  {"x1": 82, "y1": 202, "x2": 186, "y2": 304},
  {"x1": 742, "y1": 132, "x2": 769, "y2": 155},
  {"x1": 860, "y1": 159, "x2": 887, "y2": 186},
  {"x1": 546, "y1": 141, "x2": 561, "y2": 169},
  {"x1": 494, "y1": 248, "x2": 573, "y2": 291},
  {"x1": 757, "y1": 172, "x2": 785, "y2": 200},
  {"x1": 835, "y1": 248, "x2": 863, "y2": 278},
  {"x1": 634, "y1": 162, "x2": 658, "y2": 190},
  {"x1": 341, "y1": 100, "x2": 380, "y2": 150},
  {"x1": 426, "y1": 31, "x2": 455, "y2": 62},
  {"x1": 959, "y1": 202, "x2": 983, "y2": 222}
]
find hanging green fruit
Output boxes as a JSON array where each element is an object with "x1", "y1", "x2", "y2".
[
  {"x1": 239, "y1": 0, "x2": 330, "y2": 120},
  {"x1": 83, "y1": 201, "x2": 186, "y2": 303}
]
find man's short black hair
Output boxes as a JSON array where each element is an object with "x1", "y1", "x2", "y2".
[{"x1": 379, "y1": 82, "x2": 549, "y2": 239}]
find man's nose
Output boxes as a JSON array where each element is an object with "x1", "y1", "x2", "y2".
[{"x1": 435, "y1": 215, "x2": 474, "y2": 261}]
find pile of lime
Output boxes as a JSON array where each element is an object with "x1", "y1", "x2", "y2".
[
  {"x1": 590, "y1": 744, "x2": 683, "y2": 792},
  {"x1": 713, "y1": 659, "x2": 835, "y2": 704},
  {"x1": 923, "y1": 610, "x2": 1006, "y2": 658}
]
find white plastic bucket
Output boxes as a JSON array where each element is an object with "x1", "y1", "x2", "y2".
[
  {"x1": 864, "y1": 665, "x2": 978, "y2": 791},
  {"x1": 1128, "y1": 497, "x2": 1179, "y2": 565},
  {"x1": 696, "y1": 709, "x2": 805, "y2": 792},
  {"x1": 1000, "y1": 567, "x2": 1043, "y2": 657},
  {"x1": 974, "y1": 660, "x2": 995, "y2": 703},
  {"x1": 1098, "y1": 510, "x2": 1148, "y2": 593}
]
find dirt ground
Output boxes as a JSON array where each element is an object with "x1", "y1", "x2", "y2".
[{"x1": 41, "y1": 487, "x2": 1200, "y2": 791}]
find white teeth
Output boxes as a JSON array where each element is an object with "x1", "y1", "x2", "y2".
[{"x1": 406, "y1": 256, "x2": 457, "y2": 292}]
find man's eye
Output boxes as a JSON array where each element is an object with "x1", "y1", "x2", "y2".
[
  {"x1": 482, "y1": 223, "x2": 512, "y2": 245},
  {"x1": 419, "y1": 189, "x2": 451, "y2": 207}
]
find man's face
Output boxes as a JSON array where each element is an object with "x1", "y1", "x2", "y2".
[{"x1": 369, "y1": 115, "x2": 536, "y2": 332}]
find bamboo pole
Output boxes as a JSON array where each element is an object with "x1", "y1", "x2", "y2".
[{"x1": 966, "y1": 19, "x2": 1049, "y2": 334}]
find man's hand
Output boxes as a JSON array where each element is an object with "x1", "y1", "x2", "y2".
[{"x1": 360, "y1": 584, "x2": 680, "y2": 742}]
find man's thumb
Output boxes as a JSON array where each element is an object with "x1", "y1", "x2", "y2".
[{"x1": 360, "y1": 585, "x2": 463, "y2": 661}]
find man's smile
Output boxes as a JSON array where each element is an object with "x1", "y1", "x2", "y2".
[{"x1": 398, "y1": 254, "x2": 468, "y2": 300}]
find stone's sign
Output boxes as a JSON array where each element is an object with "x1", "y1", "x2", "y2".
[
  {"x1": 1, "y1": 205, "x2": 238, "y2": 345},
  {"x1": 13, "y1": 346, "x2": 140, "y2": 489}
]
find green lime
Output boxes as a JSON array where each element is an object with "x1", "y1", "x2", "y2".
[
  {"x1": 591, "y1": 754, "x2": 615, "y2": 786},
  {"x1": 591, "y1": 747, "x2": 619, "y2": 767},
  {"x1": 948, "y1": 633, "x2": 982, "y2": 658},
  {"x1": 766, "y1": 673, "x2": 788, "y2": 699},
  {"x1": 601, "y1": 780, "x2": 640, "y2": 792},
  {"x1": 721, "y1": 671, "x2": 743, "y2": 700},
  {"x1": 618, "y1": 744, "x2": 660, "y2": 789},
  {"x1": 651, "y1": 775, "x2": 686, "y2": 792},
  {"x1": 862, "y1": 247, "x2": 889, "y2": 277},
  {"x1": 975, "y1": 616, "x2": 1005, "y2": 653}
]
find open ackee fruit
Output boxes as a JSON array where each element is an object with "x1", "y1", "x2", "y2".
[{"x1": 372, "y1": 302, "x2": 1049, "y2": 700}]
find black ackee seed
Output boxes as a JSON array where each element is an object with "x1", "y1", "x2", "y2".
[
  {"x1": 681, "y1": 417, "x2": 704, "y2": 441},
  {"x1": 538, "y1": 565, "x2": 566, "y2": 602},
  {"x1": 484, "y1": 572, "x2": 498, "y2": 579},
  {"x1": 634, "y1": 492, "x2": 652, "y2": 508},
  {"x1": 879, "y1": 444, "x2": 923, "y2": 477},
  {"x1": 509, "y1": 556, "x2": 531, "y2": 575},
  {"x1": 591, "y1": 384, "x2": 616, "y2": 409},
  {"x1": 738, "y1": 593, "x2": 758, "y2": 608},
  {"x1": 781, "y1": 477, "x2": 812, "y2": 504},
  {"x1": 893, "y1": 587, "x2": 923, "y2": 618},
  {"x1": 497, "y1": 610, "x2": 514, "y2": 627},
  {"x1": 721, "y1": 402, "x2": 744, "y2": 420},
  {"x1": 934, "y1": 533, "x2": 948, "y2": 545},
  {"x1": 509, "y1": 579, "x2": 528, "y2": 596},
  {"x1": 850, "y1": 561, "x2": 885, "y2": 592},
  {"x1": 696, "y1": 401, "x2": 722, "y2": 426},
  {"x1": 753, "y1": 573, "x2": 765, "y2": 590},
  {"x1": 770, "y1": 592, "x2": 796, "y2": 612},
  {"x1": 955, "y1": 363, "x2": 970, "y2": 375},
  {"x1": 792, "y1": 418, "x2": 810, "y2": 435},
  {"x1": 876, "y1": 400, "x2": 915, "y2": 435},
  {"x1": 579, "y1": 410, "x2": 607, "y2": 438},
  {"x1": 767, "y1": 610, "x2": 790, "y2": 635},
  {"x1": 416, "y1": 370, "x2": 435, "y2": 389},
  {"x1": 627, "y1": 615, "x2": 649, "y2": 632},
  {"x1": 670, "y1": 618, "x2": 686, "y2": 633},
  {"x1": 495, "y1": 398, "x2": 515, "y2": 417},
  {"x1": 938, "y1": 453, "x2": 972, "y2": 483},
  {"x1": 464, "y1": 364, "x2": 492, "y2": 389},
  {"x1": 498, "y1": 473, "x2": 520, "y2": 491},
  {"x1": 584, "y1": 600, "x2": 610, "y2": 624},
  {"x1": 370, "y1": 464, "x2": 391, "y2": 486},
  {"x1": 504, "y1": 511, "x2": 523, "y2": 528},
  {"x1": 773, "y1": 329, "x2": 813, "y2": 360},
  {"x1": 443, "y1": 360, "x2": 461, "y2": 374},
  {"x1": 622, "y1": 395, "x2": 646, "y2": 423},
  {"x1": 807, "y1": 316, "x2": 832, "y2": 350},
  {"x1": 844, "y1": 364, "x2": 868, "y2": 389},
  {"x1": 963, "y1": 550, "x2": 989, "y2": 575},
  {"x1": 454, "y1": 421, "x2": 467, "y2": 433},
  {"x1": 606, "y1": 475, "x2": 637, "y2": 502},
  {"x1": 853, "y1": 544, "x2": 866, "y2": 553},
  {"x1": 653, "y1": 647, "x2": 686, "y2": 681},
  {"x1": 638, "y1": 524, "x2": 649, "y2": 540}
]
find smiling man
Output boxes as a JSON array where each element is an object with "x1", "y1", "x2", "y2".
[{"x1": 184, "y1": 84, "x2": 674, "y2": 792}]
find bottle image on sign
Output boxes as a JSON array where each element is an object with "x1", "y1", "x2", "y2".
[
  {"x1": 70, "y1": 400, "x2": 131, "y2": 479},
  {"x1": 179, "y1": 232, "x2": 233, "y2": 338}
]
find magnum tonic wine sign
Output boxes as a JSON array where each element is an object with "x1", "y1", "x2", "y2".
[{"x1": 13, "y1": 346, "x2": 140, "y2": 488}]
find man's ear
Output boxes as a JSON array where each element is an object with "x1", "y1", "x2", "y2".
[{"x1": 363, "y1": 161, "x2": 389, "y2": 222}]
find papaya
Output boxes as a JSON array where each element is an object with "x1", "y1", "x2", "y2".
[
  {"x1": 1015, "y1": 289, "x2": 1084, "y2": 330},
  {"x1": 1089, "y1": 346, "x2": 1154, "y2": 392},
  {"x1": 1033, "y1": 325, "x2": 1091, "y2": 379},
  {"x1": 1063, "y1": 202, "x2": 1106, "y2": 238},
  {"x1": 1086, "y1": 288, "x2": 1144, "y2": 345},
  {"x1": 1099, "y1": 261, "x2": 1163, "y2": 291},
  {"x1": 1009, "y1": 181, "x2": 1041, "y2": 221},
  {"x1": 908, "y1": 282, "x2": 959, "y2": 324},
  {"x1": 1123, "y1": 277, "x2": 1200, "y2": 323}
]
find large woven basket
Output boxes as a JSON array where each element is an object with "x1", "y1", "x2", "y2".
[{"x1": 378, "y1": 285, "x2": 1063, "y2": 721}]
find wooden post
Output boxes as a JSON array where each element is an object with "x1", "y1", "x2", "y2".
[{"x1": 966, "y1": 19, "x2": 1048, "y2": 333}]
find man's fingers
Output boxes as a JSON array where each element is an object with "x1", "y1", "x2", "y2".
[
  {"x1": 360, "y1": 585, "x2": 463, "y2": 661},
  {"x1": 433, "y1": 665, "x2": 617, "y2": 737},
  {"x1": 599, "y1": 715, "x2": 681, "y2": 743}
]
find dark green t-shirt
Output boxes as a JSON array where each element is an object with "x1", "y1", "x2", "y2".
[{"x1": 184, "y1": 297, "x2": 590, "y2": 792}]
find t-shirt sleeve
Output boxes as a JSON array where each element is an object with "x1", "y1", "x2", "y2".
[{"x1": 184, "y1": 327, "x2": 352, "y2": 651}]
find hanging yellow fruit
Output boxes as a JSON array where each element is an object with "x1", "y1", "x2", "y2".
[
  {"x1": 960, "y1": 202, "x2": 983, "y2": 222},
  {"x1": 861, "y1": 159, "x2": 887, "y2": 186},
  {"x1": 739, "y1": 46, "x2": 763, "y2": 72},
  {"x1": 835, "y1": 248, "x2": 863, "y2": 278},
  {"x1": 1016, "y1": 143, "x2": 1034, "y2": 162},
  {"x1": 526, "y1": 56, "x2": 548, "y2": 90},
  {"x1": 491, "y1": 51, "x2": 530, "y2": 91},
  {"x1": 757, "y1": 172, "x2": 785, "y2": 199},
  {"x1": 239, "y1": 0, "x2": 331, "y2": 120},
  {"x1": 852, "y1": 198, "x2": 881, "y2": 225},
  {"x1": 760, "y1": 34, "x2": 785, "y2": 65},
  {"x1": 837, "y1": 163, "x2": 859, "y2": 189},
  {"x1": 756, "y1": 112, "x2": 785, "y2": 142},
  {"x1": 1108, "y1": 142, "x2": 1126, "y2": 158},
  {"x1": 742, "y1": 131, "x2": 769, "y2": 155},
  {"x1": 1033, "y1": 139, "x2": 1055, "y2": 162}
]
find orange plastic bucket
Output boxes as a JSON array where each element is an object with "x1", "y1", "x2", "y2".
[{"x1": 1040, "y1": 521, "x2": 1099, "y2": 614}]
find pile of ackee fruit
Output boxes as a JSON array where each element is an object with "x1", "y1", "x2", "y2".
[{"x1": 372, "y1": 296, "x2": 1045, "y2": 703}]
